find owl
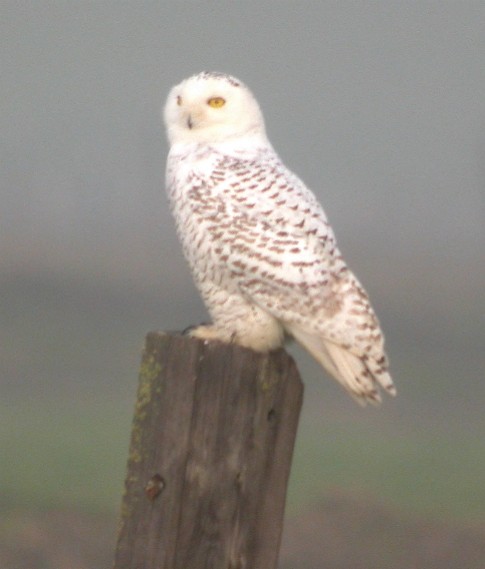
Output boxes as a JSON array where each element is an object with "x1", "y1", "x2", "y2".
[{"x1": 163, "y1": 71, "x2": 395, "y2": 405}]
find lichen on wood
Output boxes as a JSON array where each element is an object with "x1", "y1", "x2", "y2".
[{"x1": 114, "y1": 331, "x2": 303, "y2": 569}]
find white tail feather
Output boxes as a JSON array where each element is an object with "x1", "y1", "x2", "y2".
[{"x1": 287, "y1": 324, "x2": 395, "y2": 405}]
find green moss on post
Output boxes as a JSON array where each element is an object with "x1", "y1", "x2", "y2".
[{"x1": 114, "y1": 331, "x2": 303, "y2": 569}]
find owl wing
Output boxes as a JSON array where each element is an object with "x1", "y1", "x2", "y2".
[
  {"x1": 186, "y1": 152, "x2": 377, "y2": 353},
  {"x1": 177, "y1": 149, "x2": 394, "y2": 403}
]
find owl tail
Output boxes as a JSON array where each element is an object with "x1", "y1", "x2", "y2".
[{"x1": 287, "y1": 325, "x2": 396, "y2": 405}]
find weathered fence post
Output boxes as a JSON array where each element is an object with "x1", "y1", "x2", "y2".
[{"x1": 113, "y1": 331, "x2": 304, "y2": 569}]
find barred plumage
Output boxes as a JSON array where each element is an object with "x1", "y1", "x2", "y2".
[{"x1": 163, "y1": 72, "x2": 395, "y2": 405}]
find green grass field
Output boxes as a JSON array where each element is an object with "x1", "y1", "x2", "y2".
[
  {"x1": 0, "y1": 395, "x2": 133, "y2": 515},
  {"x1": 2, "y1": 273, "x2": 484, "y2": 529},
  {"x1": 2, "y1": 390, "x2": 484, "y2": 525},
  {"x1": 289, "y1": 415, "x2": 485, "y2": 522}
]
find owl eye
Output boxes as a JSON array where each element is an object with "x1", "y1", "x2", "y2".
[
  {"x1": 176, "y1": 95, "x2": 182, "y2": 106},
  {"x1": 207, "y1": 97, "x2": 226, "y2": 108}
]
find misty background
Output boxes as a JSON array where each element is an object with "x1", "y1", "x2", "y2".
[{"x1": 1, "y1": 2, "x2": 485, "y2": 566}]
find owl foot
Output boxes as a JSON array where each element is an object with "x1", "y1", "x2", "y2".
[
  {"x1": 182, "y1": 323, "x2": 210, "y2": 336},
  {"x1": 184, "y1": 324, "x2": 231, "y2": 344}
]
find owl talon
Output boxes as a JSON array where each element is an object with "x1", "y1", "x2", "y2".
[
  {"x1": 182, "y1": 323, "x2": 209, "y2": 336},
  {"x1": 185, "y1": 324, "x2": 228, "y2": 343}
]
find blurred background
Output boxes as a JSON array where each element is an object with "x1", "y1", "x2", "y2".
[{"x1": 1, "y1": 2, "x2": 484, "y2": 568}]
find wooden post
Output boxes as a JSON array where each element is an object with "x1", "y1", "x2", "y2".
[{"x1": 113, "y1": 331, "x2": 303, "y2": 569}]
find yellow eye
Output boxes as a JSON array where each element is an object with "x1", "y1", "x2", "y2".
[
  {"x1": 207, "y1": 97, "x2": 226, "y2": 108},
  {"x1": 176, "y1": 95, "x2": 182, "y2": 106}
]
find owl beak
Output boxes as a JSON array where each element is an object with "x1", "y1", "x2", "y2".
[{"x1": 186, "y1": 115, "x2": 193, "y2": 129}]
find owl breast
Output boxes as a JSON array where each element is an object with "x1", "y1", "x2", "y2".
[{"x1": 166, "y1": 143, "x2": 289, "y2": 351}]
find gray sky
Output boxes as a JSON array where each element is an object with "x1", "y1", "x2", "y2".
[
  {"x1": 1, "y1": 2, "x2": 484, "y2": 360},
  {"x1": 2, "y1": 2, "x2": 484, "y2": 264}
]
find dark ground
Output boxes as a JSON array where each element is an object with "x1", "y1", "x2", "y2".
[{"x1": 2, "y1": 492, "x2": 484, "y2": 569}]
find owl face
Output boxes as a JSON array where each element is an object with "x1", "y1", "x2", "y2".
[{"x1": 164, "y1": 72, "x2": 266, "y2": 145}]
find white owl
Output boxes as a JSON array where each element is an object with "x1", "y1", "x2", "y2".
[{"x1": 163, "y1": 71, "x2": 395, "y2": 405}]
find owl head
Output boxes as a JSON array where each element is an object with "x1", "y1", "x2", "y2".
[{"x1": 163, "y1": 72, "x2": 267, "y2": 145}]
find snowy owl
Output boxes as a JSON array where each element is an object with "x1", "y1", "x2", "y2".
[{"x1": 163, "y1": 71, "x2": 395, "y2": 405}]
